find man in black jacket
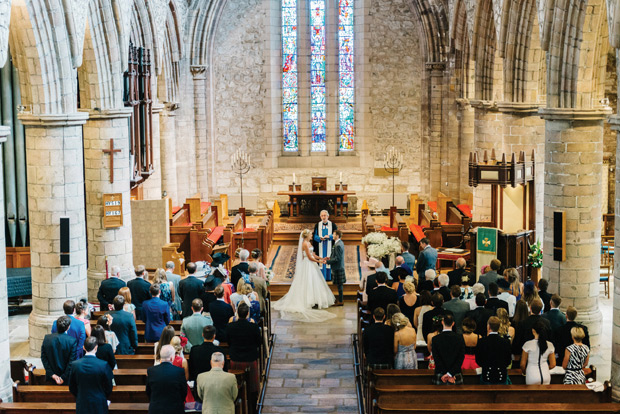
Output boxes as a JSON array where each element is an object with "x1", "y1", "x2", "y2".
[
  {"x1": 127, "y1": 265, "x2": 151, "y2": 320},
  {"x1": 179, "y1": 262, "x2": 204, "y2": 318},
  {"x1": 364, "y1": 261, "x2": 389, "y2": 297},
  {"x1": 422, "y1": 293, "x2": 453, "y2": 340},
  {"x1": 189, "y1": 325, "x2": 227, "y2": 381},
  {"x1": 231, "y1": 249, "x2": 250, "y2": 288},
  {"x1": 108, "y1": 295, "x2": 138, "y2": 355},
  {"x1": 538, "y1": 278, "x2": 553, "y2": 313},
  {"x1": 475, "y1": 316, "x2": 512, "y2": 384},
  {"x1": 465, "y1": 294, "x2": 494, "y2": 337},
  {"x1": 511, "y1": 299, "x2": 550, "y2": 360},
  {"x1": 367, "y1": 272, "x2": 398, "y2": 313},
  {"x1": 447, "y1": 258, "x2": 474, "y2": 287},
  {"x1": 69, "y1": 337, "x2": 113, "y2": 414},
  {"x1": 485, "y1": 282, "x2": 509, "y2": 314},
  {"x1": 41, "y1": 316, "x2": 77, "y2": 385},
  {"x1": 146, "y1": 344, "x2": 188, "y2": 414},
  {"x1": 209, "y1": 285, "x2": 235, "y2": 340},
  {"x1": 97, "y1": 265, "x2": 126, "y2": 311},
  {"x1": 417, "y1": 269, "x2": 436, "y2": 293},
  {"x1": 362, "y1": 307, "x2": 394, "y2": 369},
  {"x1": 431, "y1": 314, "x2": 465, "y2": 384},
  {"x1": 555, "y1": 306, "x2": 590, "y2": 362}
]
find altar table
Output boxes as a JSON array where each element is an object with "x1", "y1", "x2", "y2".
[
  {"x1": 436, "y1": 247, "x2": 471, "y2": 270},
  {"x1": 277, "y1": 190, "x2": 356, "y2": 222}
]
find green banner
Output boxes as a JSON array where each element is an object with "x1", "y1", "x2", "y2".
[{"x1": 477, "y1": 227, "x2": 497, "y2": 254}]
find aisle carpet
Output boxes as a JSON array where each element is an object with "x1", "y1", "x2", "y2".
[{"x1": 269, "y1": 245, "x2": 362, "y2": 283}]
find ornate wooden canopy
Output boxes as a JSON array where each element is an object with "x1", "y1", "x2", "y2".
[{"x1": 469, "y1": 149, "x2": 535, "y2": 188}]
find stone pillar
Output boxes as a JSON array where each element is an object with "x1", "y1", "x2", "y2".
[
  {"x1": 160, "y1": 106, "x2": 178, "y2": 205},
  {"x1": 142, "y1": 103, "x2": 163, "y2": 200},
  {"x1": 192, "y1": 66, "x2": 209, "y2": 199},
  {"x1": 19, "y1": 113, "x2": 89, "y2": 357},
  {"x1": 608, "y1": 114, "x2": 620, "y2": 401},
  {"x1": 470, "y1": 101, "x2": 503, "y2": 222},
  {"x1": 497, "y1": 103, "x2": 545, "y2": 233},
  {"x1": 540, "y1": 108, "x2": 610, "y2": 348},
  {"x1": 426, "y1": 62, "x2": 446, "y2": 199},
  {"x1": 0, "y1": 126, "x2": 11, "y2": 401},
  {"x1": 456, "y1": 99, "x2": 474, "y2": 204},
  {"x1": 83, "y1": 109, "x2": 134, "y2": 301}
]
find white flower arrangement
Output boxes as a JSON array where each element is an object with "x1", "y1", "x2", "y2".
[
  {"x1": 265, "y1": 269, "x2": 275, "y2": 285},
  {"x1": 362, "y1": 231, "x2": 388, "y2": 245},
  {"x1": 363, "y1": 231, "x2": 403, "y2": 259}
]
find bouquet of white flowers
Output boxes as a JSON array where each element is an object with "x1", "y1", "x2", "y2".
[
  {"x1": 362, "y1": 231, "x2": 388, "y2": 245},
  {"x1": 385, "y1": 237, "x2": 403, "y2": 254},
  {"x1": 265, "y1": 269, "x2": 275, "y2": 285},
  {"x1": 367, "y1": 243, "x2": 390, "y2": 260}
]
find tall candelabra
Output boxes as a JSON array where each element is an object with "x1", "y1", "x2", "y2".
[
  {"x1": 232, "y1": 149, "x2": 251, "y2": 208},
  {"x1": 384, "y1": 146, "x2": 403, "y2": 207}
]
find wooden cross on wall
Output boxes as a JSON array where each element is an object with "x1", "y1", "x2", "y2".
[{"x1": 102, "y1": 139, "x2": 121, "y2": 183}]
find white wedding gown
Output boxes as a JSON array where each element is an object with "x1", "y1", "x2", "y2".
[{"x1": 273, "y1": 244, "x2": 336, "y2": 322}]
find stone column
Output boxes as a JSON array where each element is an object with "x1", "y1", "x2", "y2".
[
  {"x1": 142, "y1": 103, "x2": 163, "y2": 200},
  {"x1": 540, "y1": 107, "x2": 610, "y2": 348},
  {"x1": 426, "y1": 62, "x2": 446, "y2": 199},
  {"x1": 160, "y1": 105, "x2": 178, "y2": 205},
  {"x1": 192, "y1": 66, "x2": 209, "y2": 199},
  {"x1": 497, "y1": 103, "x2": 545, "y2": 232},
  {"x1": 83, "y1": 109, "x2": 134, "y2": 300},
  {"x1": 0, "y1": 126, "x2": 11, "y2": 402},
  {"x1": 456, "y1": 99, "x2": 474, "y2": 204},
  {"x1": 608, "y1": 114, "x2": 620, "y2": 401},
  {"x1": 19, "y1": 113, "x2": 89, "y2": 357},
  {"x1": 470, "y1": 101, "x2": 503, "y2": 222}
]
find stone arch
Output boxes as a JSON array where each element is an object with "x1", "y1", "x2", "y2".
[
  {"x1": 498, "y1": 0, "x2": 545, "y2": 103},
  {"x1": 9, "y1": 0, "x2": 77, "y2": 114},
  {"x1": 159, "y1": 0, "x2": 184, "y2": 103},
  {"x1": 452, "y1": 0, "x2": 473, "y2": 99},
  {"x1": 77, "y1": 0, "x2": 125, "y2": 110},
  {"x1": 472, "y1": 0, "x2": 497, "y2": 101},
  {"x1": 410, "y1": 0, "x2": 449, "y2": 63}
]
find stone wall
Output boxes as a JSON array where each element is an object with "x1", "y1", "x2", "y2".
[{"x1": 207, "y1": 0, "x2": 425, "y2": 211}]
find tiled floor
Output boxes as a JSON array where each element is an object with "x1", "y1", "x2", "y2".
[{"x1": 261, "y1": 303, "x2": 358, "y2": 413}]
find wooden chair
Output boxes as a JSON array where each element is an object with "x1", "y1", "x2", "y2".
[
  {"x1": 311, "y1": 176, "x2": 327, "y2": 192},
  {"x1": 334, "y1": 184, "x2": 349, "y2": 217},
  {"x1": 601, "y1": 248, "x2": 613, "y2": 299},
  {"x1": 288, "y1": 184, "x2": 301, "y2": 217}
]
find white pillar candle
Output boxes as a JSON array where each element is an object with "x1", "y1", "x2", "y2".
[{"x1": 293, "y1": 173, "x2": 296, "y2": 183}]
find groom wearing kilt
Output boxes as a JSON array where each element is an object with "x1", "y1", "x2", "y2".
[
  {"x1": 326, "y1": 230, "x2": 346, "y2": 306},
  {"x1": 313, "y1": 210, "x2": 338, "y2": 281}
]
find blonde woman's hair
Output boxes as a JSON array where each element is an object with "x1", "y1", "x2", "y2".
[
  {"x1": 571, "y1": 326, "x2": 586, "y2": 342},
  {"x1": 153, "y1": 268, "x2": 168, "y2": 284},
  {"x1": 118, "y1": 287, "x2": 132, "y2": 304},
  {"x1": 496, "y1": 308, "x2": 510, "y2": 336},
  {"x1": 236, "y1": 278, "x2": 246, "y2": 293},
  {"x1": 242, "y1": 284, "x2": 254, "y2": 295},
  {"x1": 403, "y1": 281, "x2": 416, "y2": 294},
  {"x1": 391, "y1": 313, "x2": 409, "y2": 332},
  {"x1": 170, "y1": 336, "x2": 182, "y2": 355},
  {"x1": 301, "y1": 229, "x2": 312, "y2": 240}
]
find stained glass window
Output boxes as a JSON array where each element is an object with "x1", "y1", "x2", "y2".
[
  {"x1": 282, "y1": 0, "x2": 298, "y2": 152},
  {"x1": 310, "y1": 0, "x2": 326, "y2": 152},
  {"x1": 338, "y1": 0, "x2": 354, "y2": 151}
]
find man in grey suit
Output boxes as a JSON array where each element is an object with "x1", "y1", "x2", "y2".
[
  {"x1": 248, "y1": 263, "x2": 268, "y2": 315},
  {"x1": 326, "y1": 230, "x2": 346, "y2": 306},
  {"x1": 165, "y1": 261, "x2": 183, "y2": 320},
  {"x1": 443, "y1": 285, "x2": 470, "y2": 334},
  {"x1": 479, "y1": 259, "x2": 502, "y2": 297},
  {"x1": 197, "y1": 352, "x2": 238, "y2": 414}
]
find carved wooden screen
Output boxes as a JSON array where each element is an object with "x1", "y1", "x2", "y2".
[{"x1": 124, "y1": 42, "x2": 154, "y2": 188}]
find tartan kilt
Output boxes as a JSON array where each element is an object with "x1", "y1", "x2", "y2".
[{"x1": 331, "y1": 268, "x2": 346, "y2": 285}]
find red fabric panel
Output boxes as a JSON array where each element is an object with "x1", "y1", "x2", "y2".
[
  {"x1": 208, "y1": 226, "x2": 225, "y2": 243},
  {"x1": 409, "y1": 224, "x2": 425, "y2": 242},
  {"x1": 457, "y1": 204, "x2": 473, "y2": 218},
  {"x1": 428, "y1": 201, "x2": 438, "y2": 212},
  {"x1": 172, "y1": 206, "x2": 182, "y2": 215},
  {"x1": 200, "y1": 202, "x2": 212, "y2": 215},
  {"x1": 380, "y1": 226, "x2": 397, "y2": 232}
]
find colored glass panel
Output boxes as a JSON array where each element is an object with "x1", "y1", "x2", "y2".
[
  {"x1": 310, "y1": 0, "x2": 326, "y2": 152},
  {"x1": 338, "y1": 0, "x2": 354, "y2": 151},
  {"x1": 282, "y1": 0, "x2": 298, "y2": 152}
]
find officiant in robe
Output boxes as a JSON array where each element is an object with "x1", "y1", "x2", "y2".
[{"x1": 313, "y1": 210, "x2": 338, "y2": 281}]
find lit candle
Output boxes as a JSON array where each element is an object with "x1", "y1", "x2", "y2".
[{"x1": 340, "y1": 172, "x2": 343, "y2": 182}]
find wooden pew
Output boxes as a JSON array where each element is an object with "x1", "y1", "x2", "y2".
[
  {"x1": 161, "y1": 243, "x2": 185, "y2": 274},
  {"x1": 0, "y1": 403, "x2": 150, "y2": 413},
  {"x1": 380, "y1": 211, "x2": 408, "y2": 243},
  {"x1": 375, "y1": 403, "x2": 620, "y2": 414},
  {"x1": 224, "y1": 211, "x2": 274, "y2": 263},
  {"x1": 361, "y1": 209, "x2": 377, "y2": 236}
]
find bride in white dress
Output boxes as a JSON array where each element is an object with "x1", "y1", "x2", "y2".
[{"x1": 273, "y1": 229, "x2": 336, "y2": 322}]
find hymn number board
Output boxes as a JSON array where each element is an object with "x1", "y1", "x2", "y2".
[{"x1": 103, "y1": 193, "x2": 123, "y2": 228}]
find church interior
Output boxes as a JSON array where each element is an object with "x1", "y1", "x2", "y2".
[{"x1": 1, "y1": 0, "x2": 620, "y2": 412}]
